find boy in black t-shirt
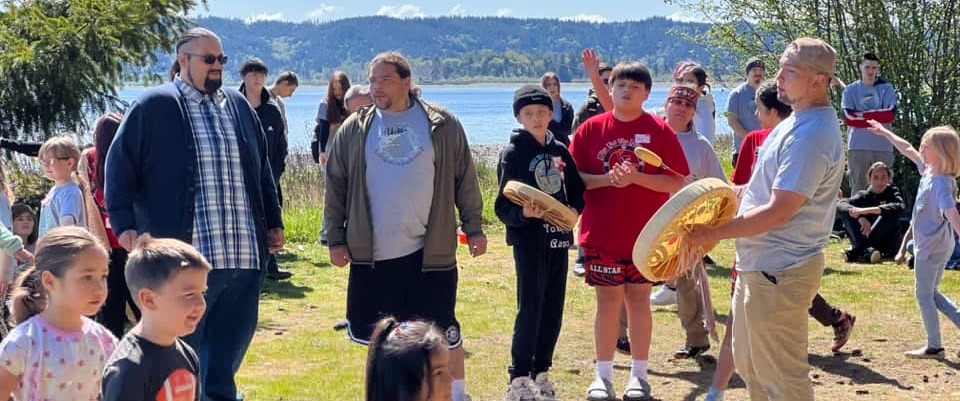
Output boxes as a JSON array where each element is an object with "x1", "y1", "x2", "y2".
[{"x1": 102, "y1": 235, "x2": 212, "y2": 401}]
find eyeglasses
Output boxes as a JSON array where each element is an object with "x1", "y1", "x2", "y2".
[
  {"x1": 668, "y1": 99, "x2": 696, "y2": 109},
  {"x1": 39, "y1": 157, "x2": 70, "y2": 166},
  {"x1": 186, "y1": 53, "x2": 228, "y2": 65}
]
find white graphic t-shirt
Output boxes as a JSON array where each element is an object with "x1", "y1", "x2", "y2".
[{"x1": 365, "y1": 102, "x2": 436, "y2": 261}]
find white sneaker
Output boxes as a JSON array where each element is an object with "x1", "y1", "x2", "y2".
[
  {"x1": 533, "y1": 372, "x2": 557, "y2": 401},
  {"x1": 650, "y1": 286, "x2": 677, "y2": 306},
  {"x1": 504, "y1": 376, "x2": 537, "y2": 401}
]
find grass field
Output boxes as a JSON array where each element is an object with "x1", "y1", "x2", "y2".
[{"x1": 234, "y1": 149, "x2": 960, "y2": 401}]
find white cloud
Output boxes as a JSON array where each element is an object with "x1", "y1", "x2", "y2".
[
  {"x1": 560, "y1": 14, "x2": 607, "y2": 23},
  {"x1": 377, "y1": 4, "x2": 426, "y2": 19},
  {"x1": 244, "y1": 12, "x2": 284, "y2": 24},
  {"x1": 450, "y1": 4, "x2": 465, "y2": 15},
  {"x1": 494, "y1": 7, "x2": 512, "y2": 17},
  {"x1": 307, "y1": 5, "x2": 337, "y2": 20},
  {"x1": 666, "y1": 10, "x2": 706, "y2": 23}
]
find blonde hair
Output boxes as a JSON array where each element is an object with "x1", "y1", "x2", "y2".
[
  {"x1": 921, "y1": 126, "x2": 960, "y2": 177},
  {"x1": 9, "y1": 227, "x2": 106, "y2": 325},
  {"x1": 38, "y1": 135, "x2": 94, "y2": 217}
]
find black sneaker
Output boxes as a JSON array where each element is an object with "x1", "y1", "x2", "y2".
[
  {"x1": 616, "y1": 337, "x2": 631, "y2": 355},
  {"x1": 267, "y1": 270, "x2": 293, "y2": 280},
  {"x1": 703, "y1": 255, "x2": 716, "y2": 267},
  {"x1": 843, "y1": 248, "x2": 857, "y2": 263},
  {"x1": 674, "y1": 344, "x2": 710, "y2": 359}
]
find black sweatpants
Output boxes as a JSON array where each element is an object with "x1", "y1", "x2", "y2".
[
  {"x1": 509, "y1": 241, "x2": 568, "y2": 379},
  {"x1": 841, "y1": 213, "x2": 901, "y2": 256}
]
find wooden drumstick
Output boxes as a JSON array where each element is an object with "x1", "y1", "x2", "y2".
[{"x1": 634, "y1": 147, "x2": 684, "y2": 177}]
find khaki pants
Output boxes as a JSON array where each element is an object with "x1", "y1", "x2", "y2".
[
  {"x1": 732, "y1": 254, "x2": 824, "y2": 401},
  {"x1": 677, "y1": 270, "x2": 709, "y2": 347}
]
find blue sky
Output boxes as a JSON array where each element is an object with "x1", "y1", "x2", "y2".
[{"x1": 196, "y1": 1, "x2": 700, "y2": 23}]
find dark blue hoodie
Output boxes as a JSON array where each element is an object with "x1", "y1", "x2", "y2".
[{"x1": 495, "y1": 129, "x2": 586, "y2": 247}]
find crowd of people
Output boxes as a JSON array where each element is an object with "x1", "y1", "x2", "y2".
[
  {"x1": 340, "y1": 37, "x2": 960, "y2": 401},
  {"x1": 0, "y1": 22, "x2": 954, "y2": 401}
]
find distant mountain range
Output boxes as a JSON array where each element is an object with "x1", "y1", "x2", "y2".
[{"x1": 132, "y1": 16, "x2": 739, "y2": 85}]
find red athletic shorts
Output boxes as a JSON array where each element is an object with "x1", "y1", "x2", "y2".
[{"x1": 582, "y1": 246, "x2": 657, "y2": 286}]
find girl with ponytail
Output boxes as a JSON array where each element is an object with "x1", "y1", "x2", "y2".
[
  {"x1": 36, "y1": 135, "x2": 90, "y2": 238},
  {"x1": 0, "y1": 226, "x2": 116, "y2": 400},
  {"x1": 366, "y1": 317, "x2": 452, "y2": 401}
]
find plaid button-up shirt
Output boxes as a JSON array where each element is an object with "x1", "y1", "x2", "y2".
[{"x1": 176, "y1": 78, "x2": 260, "y2": 270}]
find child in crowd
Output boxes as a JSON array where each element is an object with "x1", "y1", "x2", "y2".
[
  {"x1": 867, "y1": 120, "x2": 960, "y2": 358},
  {"x1": 836, "y1": 162, "x2": 905, "y2": 263},
  {"x1": 648, "y1": 84, "x2": 726, "y2": 361},
  {"x1": 365, "y1": 317, "x2": 452, "y2": 401},
  {"x1": 0, "y1": 226, "x2": 116, "y2": 400},
  {"x1": 495, "y1": 85, "x2": 586, "y2": 401},
  {"x1": 37, "y1": 136, "x2": 87, "y2": 237},
  {"x1": 101, "y1": 236, "x2": 211, "y2": 401},
  {"x1": 570, "y1": 62, "x2": 689, "y2": 401}
]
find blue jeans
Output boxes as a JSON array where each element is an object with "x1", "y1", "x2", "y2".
[
  {"x1": 184, "y1": 269, "x2": 264, "y2": 401},
  {"x1": 913, "y1": 249, "x2": 960, "y2": 349}
]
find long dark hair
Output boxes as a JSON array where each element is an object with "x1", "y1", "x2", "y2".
[
  {"x1": 93, "y1": 113, "x2": 122, "y2": 195},
  {"x1": 11, "y1": 203, "x2": 38, "y2": 246},
  {"x1": 326, "y1": 71, "x2": 351, "y2": 125},
  {"x1": 366, "y1": 317, "x2": 447, "y2": 401}
]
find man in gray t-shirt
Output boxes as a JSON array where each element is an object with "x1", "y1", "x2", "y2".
[
  {"x1": 842, "y1": 53, "x2": 898, "y2": 193},
  {"x1": 691, "y1": 38, "x2": 845, "y2": 401},
  {"x1": 325, "y1": 52, "x2": 486, "y2": 401},
  {"x1": 725, "y1": 57, "x2": 765, "y2": 167}
]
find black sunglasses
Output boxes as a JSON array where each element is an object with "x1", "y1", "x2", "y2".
[{"x1": 187, "y1": 53, "x2": 228, "y2": 65}]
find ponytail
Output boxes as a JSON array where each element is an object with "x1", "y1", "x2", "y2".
[
  {"x1": 365, "y1": 317, "x2": 447, "y2": 401},
  {"x1": 9, "y1": 267, "x2": 47, "y2": 326}
]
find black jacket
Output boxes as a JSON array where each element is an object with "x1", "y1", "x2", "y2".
[
  {"x1": 495, "y1": 129, "x2": 586, "y2": 247},
  {"x1": 240, "y1": 84, "x2": 287, "y2": 182},
  {"x1": 106, "y1": 82, "x2": 283, "y2": 270},
  {"x1": 548, "y1": 97, "x2": 575, "y2": 146},
  {"x1": 837, "y1": 185, "x2": 906, "y2": 218},
  {"x1": 572, "y1": 90, "x2": 605, "y2": 134}
]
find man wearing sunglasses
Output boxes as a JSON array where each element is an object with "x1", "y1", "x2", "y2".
[{"x1": 106, "y1": 27, "x2": 284, "y2": 401}]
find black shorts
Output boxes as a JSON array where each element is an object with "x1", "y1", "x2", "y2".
[{"x1": 346, "y1": 249, "x2": 462, "y2": 348}]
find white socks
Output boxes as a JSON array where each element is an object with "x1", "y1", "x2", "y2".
[
  {"x1": 596, "y1": 360, "x2": 613, "y2": 381},
  {"x1": 630, "y1": 359, "x2": 648, "y2": 380},
  {"x1": 452, "y1": 379, "x2": 466, "y2": 401}
]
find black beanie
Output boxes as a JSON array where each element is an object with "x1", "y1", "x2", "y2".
[
  {"x1": 513, "y1": 84, "x2": 554, "y2": 117},
  {"x1": 745, "y1": 57, "x2": 765, "y2": 74}
]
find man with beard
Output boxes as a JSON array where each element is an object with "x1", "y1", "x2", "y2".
[
  {"x1": 726, "y1": 58, "x2": 766, "y2": 166},
  {"x1": 106, "y1": 27, "x2": 284, "y2": 401}
]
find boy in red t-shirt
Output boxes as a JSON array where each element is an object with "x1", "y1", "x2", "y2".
[{"x1": 570, "y1": 61, "x2": 689, "y2": 401}]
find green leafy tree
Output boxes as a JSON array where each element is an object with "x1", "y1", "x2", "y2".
[
  {"x1": 0, "y1": 0, "x2": 207, "y2": 139},
  {"x1": 668, "y1": 0, "x2": 960, "y2": 205}
]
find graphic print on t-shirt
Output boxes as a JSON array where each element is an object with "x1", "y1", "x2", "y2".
[
  {"x1": 861, "y1": 92, "x2": 879, "y2": 109},
  {"x1": 155, "y1": 368, "x2": 197, "y2": 401},
  {"x1": 374, "y1": 122, "x2": 424, "y2": 165},
  {"x1": 597, "y1": 137, "x2": 645, "y2": 173},
  {"x1": 529, "y1": 154, "x2": 564, "y2": 195}
]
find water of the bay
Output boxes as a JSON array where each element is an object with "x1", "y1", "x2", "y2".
[{"x1": 117, "y1": 84, "x2": 732, "y2": 149}]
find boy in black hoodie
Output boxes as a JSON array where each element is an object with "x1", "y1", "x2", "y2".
[{"x1": 495, "y1": 85, "x2": 586, "y2": 401}]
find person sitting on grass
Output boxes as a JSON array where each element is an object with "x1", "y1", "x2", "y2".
[
  {"x1": 366, "y1": 317, "x2": 452, "y2": 401},
  {"x1": 836, "y1": 161, "x2": 905, "y2": 263}
]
